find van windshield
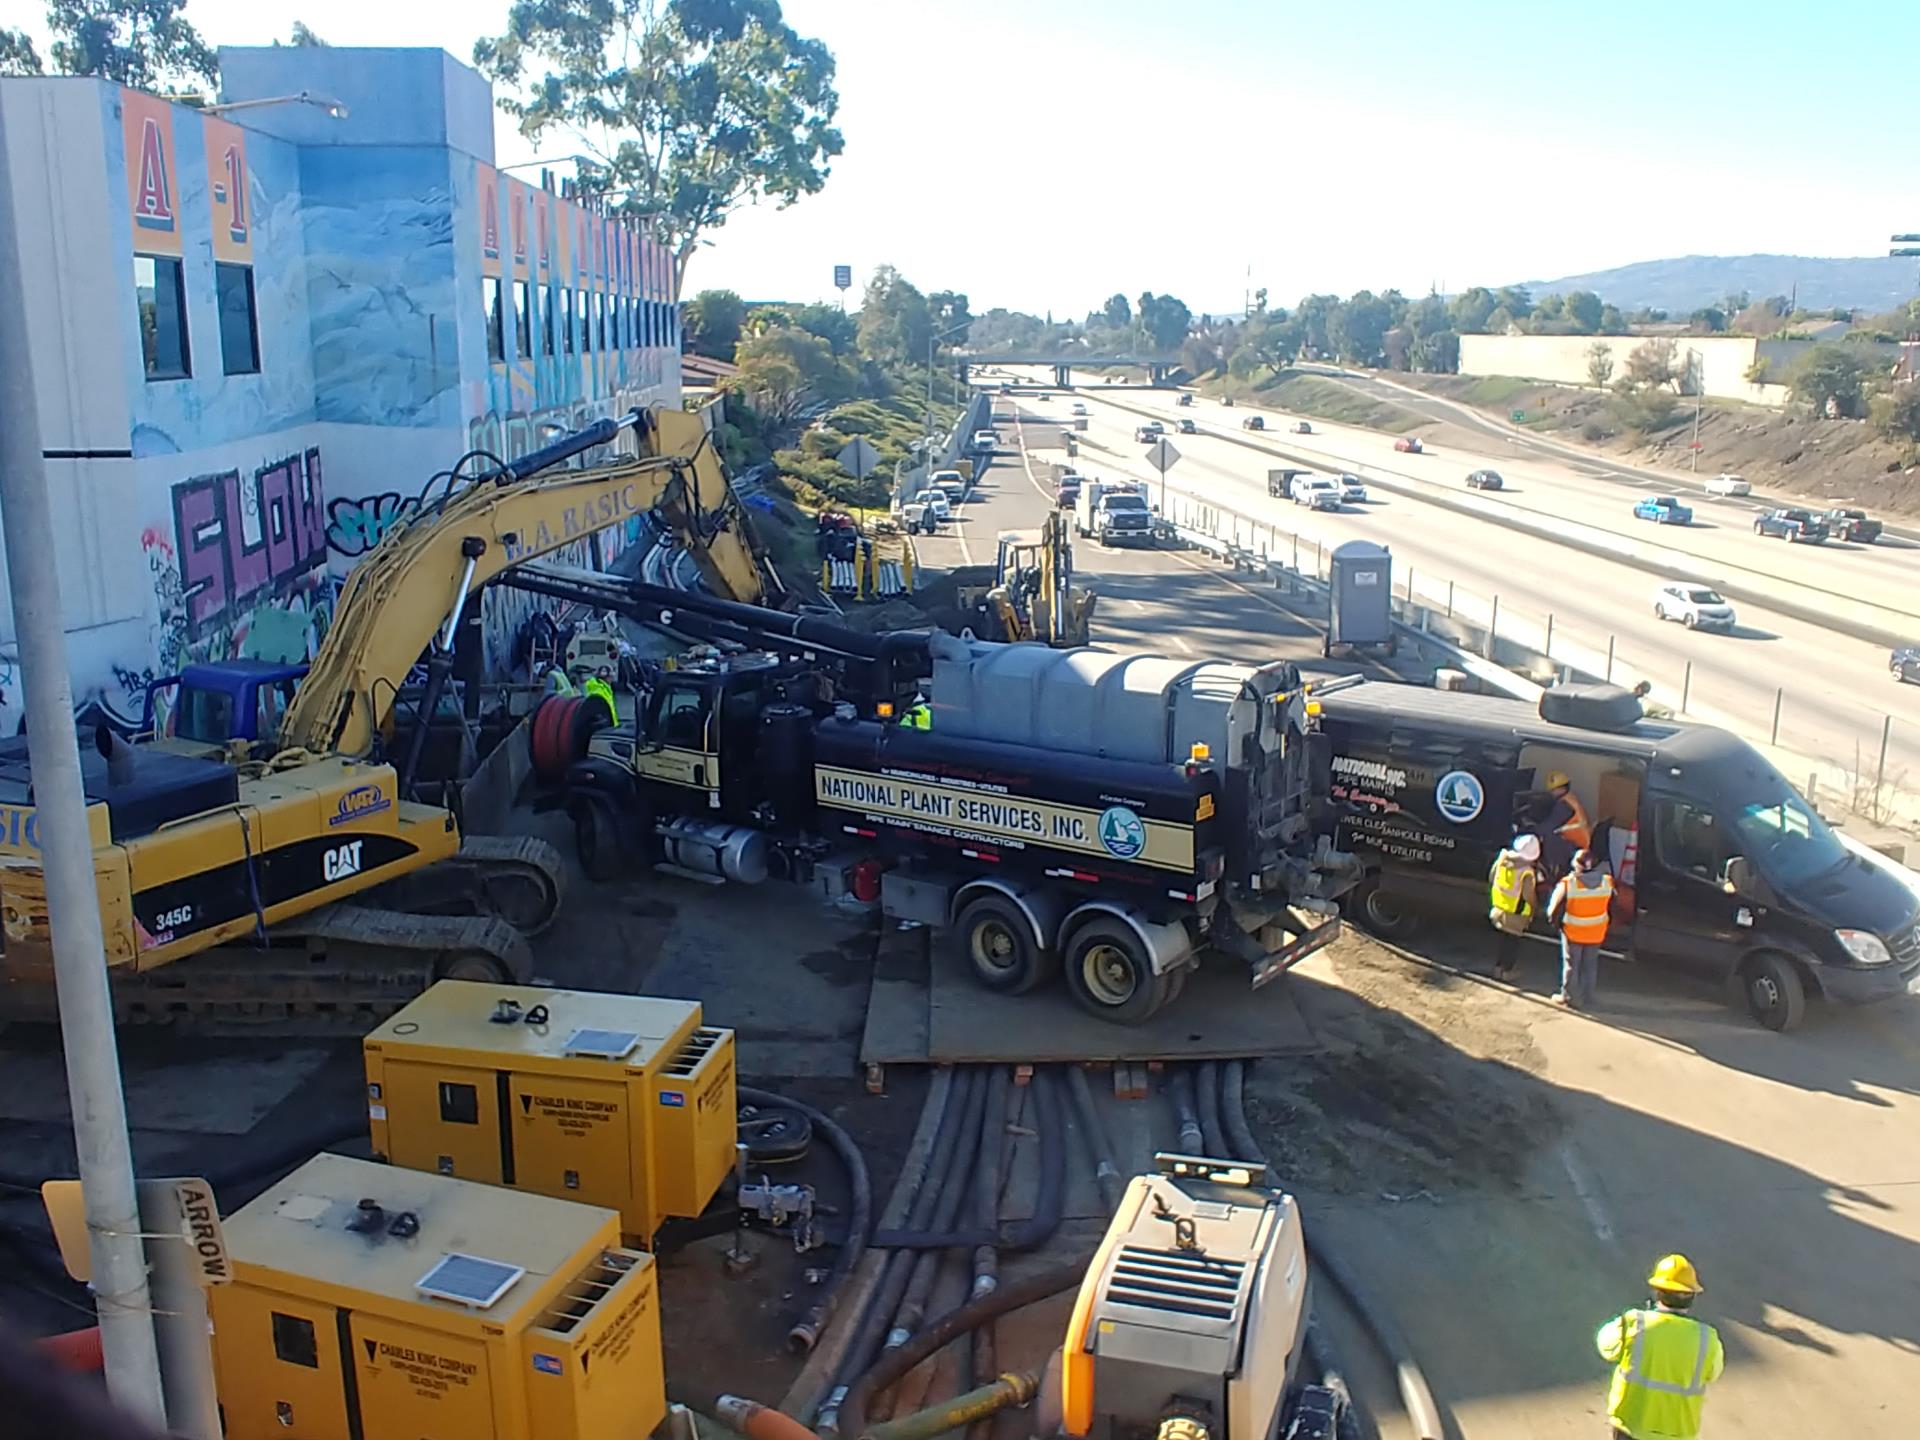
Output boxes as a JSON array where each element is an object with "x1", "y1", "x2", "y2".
[
  {"x1": 1103, "y1": 495, "x2": 1148, "y2": 512},
  {"x1": 1733, "y1": 792, "x2": 1848, "y2": 886}
]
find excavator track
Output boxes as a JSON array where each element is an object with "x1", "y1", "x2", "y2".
[{"x1": 0, "y1": 839, "x2": 565, "y2": 1037}]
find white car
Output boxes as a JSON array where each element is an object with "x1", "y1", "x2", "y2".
[
  {"x1": 1293, "y1": 477, "x2": 1344, "y2": 510},
  {"x1": 1070, "y1": 402, "x2": 1089, "y2": 416},
  {"x1": 923, "y1": 490, "x2": 951, "y2": 522},
  {"x1": 972, "y1": 430, "x2": 997, "y2": 453},
  {"x1": 1338, "y1": 473, "x2": 1368, "y2": 504},
  {"x1": 1705, "y1": 473, "x2": 1751, "y2": 497},
  {"x1": 1653, "y1": 582, "x2": 1736, "y2": 631}
]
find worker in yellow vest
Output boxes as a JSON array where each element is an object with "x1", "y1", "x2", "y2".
[
  {"x1": 1595, "y1": 1254, "x2": 1725, "y2": 1440},
  {"x1": 1487, "y1": 833, "x2": 1541, "y2": 981},
  {"x1": 1547, "y1": 847, "x2": 1613, "y2": 1009},
  {"x1": 898, "y1": 696, "x2": 931, "y2": 730}
]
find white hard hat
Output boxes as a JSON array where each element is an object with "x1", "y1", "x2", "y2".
[{"x1": 1513, "y1": 834, "x2": 1542, "y2": 862}]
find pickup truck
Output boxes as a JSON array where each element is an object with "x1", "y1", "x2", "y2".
[
  {"x1": 1825, "y1": 507, "x2": 1883, "y2": 543},
  {"x1": 1633, "y1": 495, "x2": 1692, "y2": 525},
  {"x1": 1754, "y1": 508, "x2": 1828, "y2": 543}
]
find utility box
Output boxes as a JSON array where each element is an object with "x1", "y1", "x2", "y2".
[
  {"x1": 364, "y1": 982, "x2": 736, "y2": 1248},
  {"x1": 1326, "y1": 540, "x2": 1393, "y2": 656},
  {"x1": 209, "y1": 1152, "x2": 664, "y2": 1440}
]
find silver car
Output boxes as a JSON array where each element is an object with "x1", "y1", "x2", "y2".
[{"x1": 1339, "y1": 473, "x2": 1368, "y2": 503}]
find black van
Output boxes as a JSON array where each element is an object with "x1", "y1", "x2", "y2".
[{"x1": 1312, "y1": 680, "x2": 1920, "y2": 1030}]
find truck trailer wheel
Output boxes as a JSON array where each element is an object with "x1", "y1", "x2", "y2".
[
  {"x1": 1352, "y1": 878, "x2": 1420, "y2": 941},
  {"x1": 1063, "y1": 919, "x2": 1173, "y2": 1025},
  {"x1": 1740, "y1": 951, "x2": 1806, "y2": 1032},
  {"x1": 570, "y1": 797, "x2": 625, "y2": 882},
  {"x1": 955, "y1": 895, "x2": 1057, "y2": 994}
]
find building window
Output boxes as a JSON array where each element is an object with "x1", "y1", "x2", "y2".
[
  {"x1": 514, "y1": 280, "x2": 531, "y2": 360},
  {"x1": 611, "y1": 296, "x2": 624, "y2": 350},
  {"x1": 627, "y1": 298, "x2": 638, "y2": 350},
  {"x1": 214, "y1": 263, "x2": 260, "y2": 376},
  {"x1": 543, "y1": 286, "x2": 556, "y2": 356},
  {"x1": 134, "y1": 254, "x2": 191, "y2": 380},
  {"x1": 562, "y1": 289, "x2": 575, "y2": 354},
  {"x1": 597, "y1": 292, "x2": 608, "y2": 351},
  {"x1": 482, "y1": 276, "x2": 504, "y2": 363}
]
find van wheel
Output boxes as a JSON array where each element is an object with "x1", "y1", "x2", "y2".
[
  {"x1": 1353, "y1": 880, "x2": 1420, "y2": 941},
  {"x1": 1063, "y1": 919, "x2": 1174, "y2": 1025},
  {"x1": 570, "y1": 797, "x2": 624, "y2": 882},
  {"x1": 954, "y1": 895, "x2": 1056, "y2": 995},
  {"x1": 1741, "y1": 952, "x2": 1806, "y2": 1032}
]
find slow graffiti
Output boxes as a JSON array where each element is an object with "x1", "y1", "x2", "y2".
[{"x1": 173, "y1": 449, "x2": 329, "y2": 637}]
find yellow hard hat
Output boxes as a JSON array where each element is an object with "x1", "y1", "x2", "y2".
[
  {"x1": 1647, "y1": 1254, "x2": 1703, "y2": 1295},
  {"x1": 1546, "y1": 771, "x2": 1571, "y2": 790}
]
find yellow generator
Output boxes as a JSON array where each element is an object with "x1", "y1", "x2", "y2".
[
  {"x1": 364, "y1": 981, "x2": 737, "y2": 1247},
  {"x1": 210, "y1": 1152, "x2": 664, "y2": 1440}
]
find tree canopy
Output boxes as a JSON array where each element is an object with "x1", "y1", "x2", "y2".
[
  {"x1": 856, "y1": 264, "x2": 932, "y2": 368},
  {"x1": 0, "y1": 26, "x2": 43, "y2": 73},
  {"x1": 474, "y1": 0, "x2": 842, "y2": 297},
  {"x1": 41, "y1": 0, "x2": 216, "y2": 87},
  {"x1": 682, "y1": 288, "x2": 745, "y2": 359}
]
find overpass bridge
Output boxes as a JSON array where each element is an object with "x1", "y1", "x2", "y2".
[{"x1": 958, "y1": 352, "x2": 1183, "y2": 386}]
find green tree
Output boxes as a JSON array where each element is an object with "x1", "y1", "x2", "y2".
[
  {"x1": 1494, "y1": 285, "x2": 1534, "y2": 320},
  {"x1": 475, "y1": 0, "x2": 843, "y2": 298},
  {"x1": 1483, "y1": 305, "x2": 1516, "y2": 334},
  {"x1": 1413, "y1": 329, "x2": 1460, "y2": 374},
  {"x1": 682, "y1": 288, "x2": 745, "y2": 358},
  {"x1": 857, "y1": 264, "x2": 931, "y2": 368},
  {"x1": 927, "y1": 289, "x2": 972, "y2": 343},
  {"x1": 1688, "y1": 307, "x2": 1726, "y2": 333},
  {"x1": 1564, "y1": 289, "x2": 1604, "y2": 332},
  {"x1": 1598, "y1": 303, "x2": 1629, "y2": 335},
  {"x1": 1790, "y1": 343, "x2": 1872, "y2": 418},
  {"x1": 46, "y1": 0, "x2": 217, "y2": 87},
  {"x1": 1329, "y1": 290, "x2": 1393, "y2": 365},
  {"x1": 1870, "y1": 384, "x2": 1920, "y2": 446},
  {"x1": 1293, "y1": 294, "x2": 1340, "y2": 356},
  {"x1": 1102, "y1": 293, "x2": 1131, "y2": 328},
  {"x1": 790, "y1": 301, "x2": 856, "y2": 355},
  {"x1": 1137, "y1": 292, "x2": 1192, "y2": 351},
  {"x1": 742, "y1": 303, "x2": 794, "y2": 336},
  {"x1": 289, "y1": 20, "x2": 326, "y2": 44},
  {"x1": 1448, "y1": 286, "x2": 1496, "y2": 334},
  {"x1": 1226, "y1": 346, "x2": 1259, "y2": 381},
  {"x1": 1406, "y1": 294, "x2": 1450, "y2": 342},
  {"x1": 1623, "y1": 338, "x2": 1680, "y2": 391},
  {"x1": 732, "y1": 324, "x2": 854, "y2": 419},
  {"x1": 1585, "y1": 341, "x2": 1614, "y2": 387},
  {"x1": 0, "y1": 26, "x2": 43, "y2": 72}
]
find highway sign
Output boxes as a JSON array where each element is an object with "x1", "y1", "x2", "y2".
[
  {"x1": 833, "y1": 264, "x2": 853, "y2": 290},
  {"x1": 1146, "y1": 438, "x2": 1181, "y2": 474},
  {"x1": 836, "y1": 437, "x2": 880, "y2": 480}
]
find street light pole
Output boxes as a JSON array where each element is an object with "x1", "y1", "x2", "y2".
[{"x1": 0, "y1": 109, "x2": 168, "y2": 1423}]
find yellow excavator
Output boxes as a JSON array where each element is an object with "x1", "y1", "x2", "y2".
[
  {"x1": 971, "y1": 511, "x2": 1096, "y2": 647},
  {"x1": 0, "y1": 408, "x2": 769, "y2": 1027}
]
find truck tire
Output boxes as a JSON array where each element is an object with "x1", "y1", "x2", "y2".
[
  {"x1": 1740, "y1": 951, "x2": 1806, "y2": 1032},
  {"x1": 1351, "y1": 878, "x2": 1420, "y2": 941},
  {"x1": 570, "y1": 797, "x2": 624, "y2": 882},
  {"x1": 954, "y1": 895, "x2": 1056, "y2": 995},
  {"x1": 1063, "y1": 919, "x2": 1174, "y2": 1025}
]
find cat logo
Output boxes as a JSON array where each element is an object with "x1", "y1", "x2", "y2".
[{"x1": 323, "y1": 840, "x2": 364, "y2": 883}]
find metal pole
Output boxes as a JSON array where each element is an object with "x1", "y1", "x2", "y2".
[
  {"x1": 1544, "y1": 612, "x2": 1554, "y2": 653},
  {"x1": 1605, "y1": 634, "x2": 1615, "y2": 682},
  {"x1": 1878, "y1": 714, "x2": 1892, "y2": 796},
  {"x1": 1447, "y1": 579, "x2": 1455, "y2": 616},
  {"x1": 0, "y1": 131, "x2": 167, "y2": 1421},
  {"x1": 1487, "y1": 594, "x2": 1500, "y2": 659},
  {"x1": 1770, "y1": 688, "x2": 1782, "y2": 745},
  {"x1": 1292, "y1": 532, "x2": 1299, "y2": 571},
  {"x1": 1681, "y1": 660, "x2": 1692, "y2": 714}
]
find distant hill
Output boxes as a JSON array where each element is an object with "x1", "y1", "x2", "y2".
[{"x1": 1518, "y1": 254, "x2": 1918, "y2": 314}]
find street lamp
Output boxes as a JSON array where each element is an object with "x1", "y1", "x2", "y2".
[
  {"x1": 926, "y1": 317, "x2": 972, "y2": 456},
  {"x1": 204, "y1": 89, "x2": 349, "y2": 119}
]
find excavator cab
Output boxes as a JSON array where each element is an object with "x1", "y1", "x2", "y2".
[
  {"x1": 140, "y1": 660, "x2": 309, "y2": 750},
  {"x1": 978, "y1": 514, "x2": 1095, "y2": 648}
]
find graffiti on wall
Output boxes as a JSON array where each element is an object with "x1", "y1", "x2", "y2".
[{"x1": 172, "y1": 448, "x2": 329, "y2": 637}]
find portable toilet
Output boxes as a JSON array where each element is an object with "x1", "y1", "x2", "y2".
[{"x1": 1327, "y1": 540, "x2": 1393, "y2": 656}]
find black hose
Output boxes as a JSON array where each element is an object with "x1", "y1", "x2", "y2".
[
  {"x1": 1222, "y1": 1061, "x2": 1443, "y2": 1440},
  {"x1": 837, "y1": 1252, "x2": 1093, "y2": 1440},
  {"x1": 1221, "y1": 1060, "x2": 1261, "y2": 1166},
  {"x1": 734, "y1": 1087, "x2": 875, "y2": 1357},
  {"x1": 1195, "y1": 1062, "x2": 1229, "y2": 1160},
  {"x1": 1064, "y1": 1065, "x2": 1123, "y2": 1213},
  {"x1": 883, "y1": 1068, "x2": 988, "y2": 1354},
  {"x1": 1166, "y1": 1066, "x2": 1204, "y2": 1154},
  {"x1": 966, "y1": 1068, "x2": 1008, "y2": 1440},
  {"x1": 866, "y1": 1067, "x2": 1065, "y2": 1252}
]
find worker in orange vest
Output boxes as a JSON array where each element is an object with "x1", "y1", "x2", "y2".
[
  {"x1": 1540, "y1": 769, "x2": 1592, "y2": 876},
  {"x1": 1547, "y1": 847, "x2": 1613, "y2": 1010}
]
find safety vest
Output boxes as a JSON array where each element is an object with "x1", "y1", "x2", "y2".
[
  {"x1": 1597, "y1": 1309, "x2": 1723, "y2": 1440},
  {"x1": 1560, "y1": 871, "x2": 1614, "y2": 945},
  {"x1": 1556, "y1": 791, "x2": 1593, "y2": 848},
  {"x1": 899, "y1": 704, "x2": 931, "y2": 731},
  {"x1": 582, "y1": 676, "x2": 618, "y2": 726},
  {"x1": 1490, "y1": 853, "x2": 1529, "y2": 915}
]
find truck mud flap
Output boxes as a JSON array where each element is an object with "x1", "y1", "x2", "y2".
[{"x1": 1213, "y1": 913, "x2": 1343, "y2": 990}]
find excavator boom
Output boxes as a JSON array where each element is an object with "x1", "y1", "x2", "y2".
[{"x1": 282, "y1": 407, "x2": 766, "y2": 759}]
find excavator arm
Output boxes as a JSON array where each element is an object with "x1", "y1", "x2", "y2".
[{"x1": 281, "y1": 407, "x2": 767, "y2": 760}]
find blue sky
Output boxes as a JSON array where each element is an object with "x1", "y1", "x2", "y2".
[{"x1": 18, "y1": 0, "x2": 1916, "y2": 312}]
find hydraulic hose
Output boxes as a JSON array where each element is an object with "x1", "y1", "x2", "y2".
[
  {"x1": 1221, "y1": 1061, "x2": 1443, "y2": 1440},
  {"x1": 1166, "y1": 1067, "x2": 1204, "y2": 1154},
  {"x1": 967, "y1": 1069, "x2": 1010, "y2": 1440},
  {"x1": 837, "y1": 1254, "x2": 1092, "y2": 1440},
  {"x1": 1064, "y1": 1065, "x2": 1123, "y2": 1214},
  {"x1": 866, "y1": 1068, "x2": 1065, "y2": 1252},
  {"x1": 785, "y1": 1069, "x2": 955, "y2": 1423},
  {"x1": 734, "y1": 1088, "x2": 875, "y2": 1357},
  {"x1": 1195, "y1": 1062, "x2": 1229, "y2": 1162},
  {"x1": 862, "y1": 1372, "x2": 1040, "y2": 1440},
  {"x1": 717, "y1": 1395, "x2": 825, "y2": 1440},
  {"x1": 884, "y1": 1070, "x2": 988, "y2": 1357}
]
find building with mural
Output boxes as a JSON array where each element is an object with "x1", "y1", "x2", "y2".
[{"x1": 0, "y1": 47, "x2": 682, "y2": 733}]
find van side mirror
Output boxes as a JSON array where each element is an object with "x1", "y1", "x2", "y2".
[{"x1": 1721, "y1": 855, "x2": 1753, "y2": 896}]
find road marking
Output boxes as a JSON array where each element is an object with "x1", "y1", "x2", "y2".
[
  {"x1": 1169, "y1": 634, "x2": 1192, "y2": 654},
  {"x1": 1558, "y1": 1139, "x2": 1617, "y2": 1247}
]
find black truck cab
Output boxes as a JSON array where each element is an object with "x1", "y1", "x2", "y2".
[{"x1": 1314, "y1": 680, "x2": 1920, "y2": 1030}]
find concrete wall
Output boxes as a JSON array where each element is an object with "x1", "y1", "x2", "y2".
[
  {"x1": 0, "y1": 49, "x2": 686, "y2": 731},
  {"x1": 1458, "y1": 333, "x2": 1792, "y2": 407}
]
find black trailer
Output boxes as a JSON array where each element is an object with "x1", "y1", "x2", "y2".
[{"x1": 1314, "y1": 679, "x2": 1920, "y2": 1030}]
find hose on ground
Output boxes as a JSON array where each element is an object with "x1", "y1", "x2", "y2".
[
  {"x1": 864, "y1": 1372, "x2": 1041, "y2": 1440},
  {"x1": 967, "y1": 1068, "x2": 1010, "y2": 1440},
  {"x1": 1221, "y1": 1061, "x2": 1443, "y2": 1440},
  {"x1": 717, "y1": 1395, "x2": 825, "y2": 1440},
  {"x1": 1195, "y1": 1062, "x2": 1229, "y2": 1161},
  {"x1": 734, "y1": 1087, "x2": 875, "y2": 1357},
  {"x1": 882, "y1": 1069, "x2": 988, "y2": 1367},
  {"x1": 1065, "y1": 1065, "x2": 1124, "y2": 1213},
  {"x1": 1165, "y1": 1067, "x2": 1204, "y2": 1154},
  {"x1": 837, "y1": 1253, "x2": 1091, "y2": 1440},
  {"x1": 867, "y1": 1068, "x2": 1064, "y2": 1252},
  {"x1": 785, "y1": 1068, "x2": 955, "y2": 1423}
]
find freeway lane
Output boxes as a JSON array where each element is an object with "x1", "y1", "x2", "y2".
[
  {"x1": 1040, "y1": 384, "x2": 1920, "y2": 801},
  {"x1": 1068, "y1": 375, "x2": 1920, "y2": 638}
]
